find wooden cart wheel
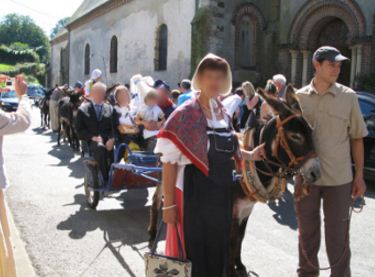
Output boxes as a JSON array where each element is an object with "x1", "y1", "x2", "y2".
[{"x1": 84, "y1": 166, "x2": 100, "y2": 209}]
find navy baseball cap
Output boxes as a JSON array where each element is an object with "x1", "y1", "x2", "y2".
[
  {"x1": 312, "y1": 46, "x2": 349, "y2": 62},
  {"x1": 154, "y1": 80, "x2": 171, "y2": 91},
  {"x1": 74, "y1": 81, "x2": 83, "y2": 89}
]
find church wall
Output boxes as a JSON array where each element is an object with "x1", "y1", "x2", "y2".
[
  {"x1": 347, "y1": 0, "x2": 375, "y2": 36},
  {"x1": 278, "y1": 0, "x2": 306, "y2": 44},
  {"x1": 50, "y1": 39, "x2": 68, "y2": 86},
  {"x1": 68, "y1": 0, "x2": 195, "y2": 87}
]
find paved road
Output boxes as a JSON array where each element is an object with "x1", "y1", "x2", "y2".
[{"x1": 4, "y1": 108, "x2": 375, "y2": 276}]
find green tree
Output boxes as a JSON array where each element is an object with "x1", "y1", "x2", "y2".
[
  {"x1": 50, "y1": 17, "x2": 70, "y2": 39},
  {"x1": 0, "y1": 13, "x2": 50, "y2": 62}
]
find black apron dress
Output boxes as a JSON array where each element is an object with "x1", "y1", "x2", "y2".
[{"x1": 183, "y1": 126, "x2": 238, "y2": 277}]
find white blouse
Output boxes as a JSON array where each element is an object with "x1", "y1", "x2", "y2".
[
  {"x1": 154, "y1": 102, "x2": 230, "y2": 191},
  {"x1": 114, "y1": 106, "x2": 134, "y2": 126}
]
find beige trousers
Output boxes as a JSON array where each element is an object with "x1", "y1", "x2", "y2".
[
  {"x1": 49, "y1": 99, "x2": 59, "y2": 132},
  {"x1": 0, "y1": 189, "x2": 16, "y2": 277}
]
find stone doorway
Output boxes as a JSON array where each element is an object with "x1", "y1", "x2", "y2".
[
  {"x1": 287, "y1": 0, "x2": 367, "y2": 87},
  {"x1": 308, "y1": 17, "x2": 351, "y2": 86}
]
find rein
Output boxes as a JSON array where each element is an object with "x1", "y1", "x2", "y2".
[
  {"x1": 240, "y1": 114, "x2": 315, "y2": 202},
  {"x1": 259, "y1": 114, "x2": 315, "y2": 179}
]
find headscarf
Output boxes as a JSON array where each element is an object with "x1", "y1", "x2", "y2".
[
  {"x1": 158, "y1": 54, "x2": 241, "y2": 176},
  {"x1": 191, "y1": 53, "x2": 233, "y2": 96},
  {"x1": 90, "y1": 69, "x2": 102, "y2": 81}
]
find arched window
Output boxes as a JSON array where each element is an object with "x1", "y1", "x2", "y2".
[
  {"x1": 233, "y1": 4, "x2": 265, "y2": 70},
  {"x1": 235, "y1": 15, "x2": 256, "y2": 69},
  {"x1": 110, "y1": 36, "x2": 118, "y2": 73},
  {"x1": 60, "y1": 48, "x2": 65, "y2": 74},
  {"x1": 60, "y1": 47, "x2": 68, "y2": 84},
  {"x1": 155, "y1": 24, "x2": 168, "y2": 71},
  {"x1": 84, "y1": 44, "x2": 90, "y2": 75}
]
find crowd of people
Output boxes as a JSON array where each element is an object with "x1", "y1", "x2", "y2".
[
  {"x1": 46, "y1": 64, "x2": 289, "y2": 185},
  {"x1": 39, "y1": 46, "x2": 367, "y2": 277}
]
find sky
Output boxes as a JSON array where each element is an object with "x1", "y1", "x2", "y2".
[{"x1": 0, "y1": 0, "x2": 83, "y2": 36}]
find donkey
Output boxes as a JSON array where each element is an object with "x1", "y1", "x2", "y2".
[
  {"x1": 229, "y1": 86, "x2": 321, "y2": 276},
  {"x1": 38, "y1": 88, "x2": 53, "y2": 128},
  {"x1": 57, "y1": 93, "x2": 82, "y2": 150}
]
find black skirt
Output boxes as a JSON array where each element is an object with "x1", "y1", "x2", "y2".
[{"x1": 183, "y1": 127, "x2": 238, "y2": 277}]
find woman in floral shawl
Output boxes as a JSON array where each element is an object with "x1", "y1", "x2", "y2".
[{"x1": 154, "y1": 53, "x2": 265, "y2": 276}]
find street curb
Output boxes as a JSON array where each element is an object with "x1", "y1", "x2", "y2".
[{"x1": 5, "y1": 200, "x2": 36, "y2": 277}]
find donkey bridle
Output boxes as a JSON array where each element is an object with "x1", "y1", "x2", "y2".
[{"x1": 257, "y1": 114, "x2": 316, "y2": 179}]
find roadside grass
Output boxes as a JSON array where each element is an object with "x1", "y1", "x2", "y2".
[{"x1": 0, "y1": 63, "x2": 16, "y2": 73}]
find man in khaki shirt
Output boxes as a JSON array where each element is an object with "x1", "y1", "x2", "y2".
[{"x1": 295, "y1": 46, "x2": 367, "y2": 277}]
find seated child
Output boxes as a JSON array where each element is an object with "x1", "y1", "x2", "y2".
[{"x1": 135, "y1": 90, "x2": 165, "y2": 152}]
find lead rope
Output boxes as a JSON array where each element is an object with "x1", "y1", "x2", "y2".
[{"x1": 296, "y1": 197, "x2": 365, "y2": 271}]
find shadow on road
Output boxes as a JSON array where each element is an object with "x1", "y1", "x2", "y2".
[
  {"x1": 47, "y1": 144, "x2": 85, "y2": 179},
  {"x1": 34, "y1": 126, "x2": 85, "y2": 179},
  {"x1": 57, "y1": 189, "x2": 153, "y2": 276},
  {"x1": 57, "y1": 192, "x2": 150, "y2": 242},
  {"x1": 32, "y1": 127, "x2": 57, "y2": 143},
  {"x1": 267, "y1": 189, "x2": 297, "y2": 230}
]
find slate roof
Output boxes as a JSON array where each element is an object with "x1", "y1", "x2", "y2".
[{"x1": 68, "y1": 0, "x2": 111, "y2": 25}]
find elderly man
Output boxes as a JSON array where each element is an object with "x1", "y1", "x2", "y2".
[
  {"x1": 75, "y1": 82, "x2": 114, "y2": 181},
  {"x1": 272, "y1": 74, "x2": 287, "y2": 99},
  {"x1": 0, "y1": 75, "x2": 31, "y2": 277}
]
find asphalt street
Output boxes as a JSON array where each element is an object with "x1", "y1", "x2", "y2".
[{"x1": 4, "y1": 107, "x2": 375, "y2": 277}]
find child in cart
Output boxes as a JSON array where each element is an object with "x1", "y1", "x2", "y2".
[{"x1": 135, "y1": 89, "x2": 165, "y2": 152}]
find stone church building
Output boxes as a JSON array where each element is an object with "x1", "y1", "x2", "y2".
[{"x1": 50, "y1": 0, "x2": 375, "y2": 89}]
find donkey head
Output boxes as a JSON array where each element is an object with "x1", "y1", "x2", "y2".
[
  {"x1": 68, "y1": 93, "x2": 83, "y2": 118},
  {"x1": 69, "y1": 93, "x2": 82, "y2": 109},
  {"x1": 257, "y1": 85, "x2": 320, "y2": 184}
]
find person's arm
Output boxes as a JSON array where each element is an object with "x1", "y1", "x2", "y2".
[
  {"x1": 349, "y1": 94, "x2": 368, "y2": 198},
  {"x1": 260, "y1": 102, "x2": 268, "y2": 121},
  {"x1": 84, "y1": 81, "x2": 91, "y2": 96},
  {"x1": 241, "y1": 143, "x2": 266, "y2": 161},
  {"x1": 351, "y1": 138, "x2": 366, "y2": 198},
  {"x1": 162, "y1": 162, "x2": 178, "y2": 225},
  {"x1": 0, "y1": 75, "x2": 31, "y2": 136},
  {"x1": 107, "y1": 106, "x2": 115, "y2": 140},
  {"x1": 134, "y1": 113, "x2": 144, "y2": 126},
  {"x1": 74, "y1": 108, "x2": 93, "y2": 141},
  {"x1": 156, "y1": 112, "x2": 165, "y2": 129},
  {"x1": 246, "y1": 95, "x2": 259, "y2": 110},
  {"x1": 157, "y1": 118, "x2": 165, "y2": 129},
  {"x1": 112, "y1": 108, "x2": 122, "y2": 133}
]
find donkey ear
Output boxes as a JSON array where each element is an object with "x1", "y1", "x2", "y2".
[
  {"x1": 257, "y1": 88, "x2": 293, "y2": 119},
  {"x1": 285, "y1": 84, "x2": 301, "y2": 112}
]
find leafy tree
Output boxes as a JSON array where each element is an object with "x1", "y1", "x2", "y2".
[
  {"x1": 0, "y1": 13, "x2": 50, "y2": 62},
  {"x1": 50, "y1": 17, "x2": 70, "y2": 39}
]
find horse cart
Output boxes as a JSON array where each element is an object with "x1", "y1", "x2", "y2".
[{"x1": 83, "y1": 143, "x2": 161, "y2": 209}]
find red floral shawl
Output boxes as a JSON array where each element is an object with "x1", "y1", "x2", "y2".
[{"x1": 157, "y1": 93, "x2": 242, "y2": 176}]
